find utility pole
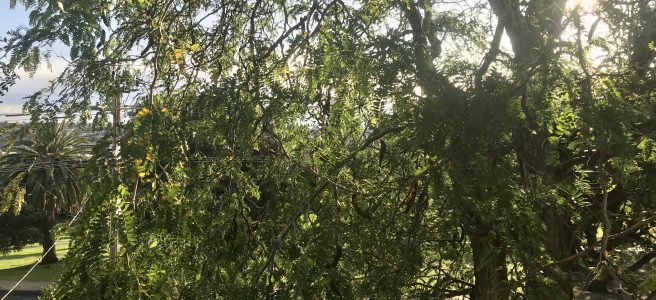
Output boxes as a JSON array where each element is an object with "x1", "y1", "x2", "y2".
[
  {"x1": 112, "y1": 95, "x2": 121, "y2": 157},
  {"x1": 109, "y1": 94, "x2": 120, "y2": 260}
]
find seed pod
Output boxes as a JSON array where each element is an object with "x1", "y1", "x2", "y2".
[{"x1": 405, "y1": 182, "x2": 418, "y2": 213}]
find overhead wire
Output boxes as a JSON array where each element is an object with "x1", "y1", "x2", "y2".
[
  {"x1": 0, "y1": 106, "x2": 139, "y2": 117},
  {"x1": 0, "y1": 192, "x2": 92, "y2": 300},
  {"x1": 0, "y1": 156, "x2": 278, "y2": 174},
  {"x1": 0, "y1": 177, "x2": 83, "y2": 191},
  {"x1": 0, "y1": 155, "x2": 279, "y2": 189},
  {"x1": 0, "y1": 160, "x2": 87, "y2": 173}
]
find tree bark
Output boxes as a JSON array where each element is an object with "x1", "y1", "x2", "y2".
[
  {"x1": 40, "y1": 222, "x2": 58, "y2": 264},
  {"x1": 541, "y1": 207, "x2": 576, "y2": 263},
  {"x1": 541, "y1": 206, "x2": 575, "y2": 299},
  {"x1": 471, "y1": 226, "x2": 508, "y2": 300}
]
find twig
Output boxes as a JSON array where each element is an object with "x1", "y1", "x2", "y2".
[
  {"x1": 526, "y1": 214, "x2": 656, "y2": 278},
  {"x1": 251, "y1": 126, "x2": 405, "y2": 287}
]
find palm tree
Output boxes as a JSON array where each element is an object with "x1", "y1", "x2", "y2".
[{"x1": 0, "y1": 121, "x2": 88, "y2": 263}]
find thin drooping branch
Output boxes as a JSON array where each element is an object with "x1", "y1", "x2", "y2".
[
  {"x1": 251, "y1": 126, "x2": 405, "y2": 286},
  {"x1": 526, "y1": 214, "x2": 656, "y2": 278},
  {"x1": 148, "y1": 0, "x2": 174, "y2": 108},
  {"x1": 258, "y1": 2, "x2": 318, "y2": 62}
]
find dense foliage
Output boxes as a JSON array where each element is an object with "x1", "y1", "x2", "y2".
[
  {"x1": 0, "y1": 206, "x2": 41, "y2": 254},
  {"x1": 0, "y1": 62, "x2": 17, "y2": 97},
  {"x1": 1, "y1": 0, "x2": 656, "y2": 299}
]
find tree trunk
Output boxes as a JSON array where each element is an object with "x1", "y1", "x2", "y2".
[
  {"x1": 471, "y1": 226, "x2": 508, "y2": 300},
  {"x1": 540, "y1": 206, "x2": 575, "y2": 299},
  {"x1": 542, "y1": 206, "x2": 576, "y2": 262},
  {"x1": 40, "y1": 223, "x2": 58, "y2": 264}
]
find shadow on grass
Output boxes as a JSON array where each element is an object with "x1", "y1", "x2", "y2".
[
  {"x1": 0, "y1": 253, "x2": 46, "y2": 261},
  {"x1": 0, "y1": 290, "x2": 41, "y2": 300},
  {"x1": 0, "y1": 262, "x2": 63, "y2": 282}
]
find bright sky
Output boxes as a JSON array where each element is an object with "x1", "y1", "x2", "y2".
[
  {"x1": 0, "y1": 1, "x2": 68, "y2": 120},
  {"x1": 0, "y1": 0, "x2": 602, "y2": 121}
]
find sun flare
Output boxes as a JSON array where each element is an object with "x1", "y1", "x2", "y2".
[{"x1": 567, "y1": 0, "x2": 598, "y2": 12}]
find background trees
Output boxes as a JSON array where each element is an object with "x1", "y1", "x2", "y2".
[
  {"x1": 1, "y1": 0, "x2": 655, "y2": 299},
  {"x1": 0, "y1": 122, "x2": 88, "y2": 263}
]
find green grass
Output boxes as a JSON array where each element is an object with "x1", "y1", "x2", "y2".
[{"x1": 0, "y1": 240, "x2": 69, "y2": 282}]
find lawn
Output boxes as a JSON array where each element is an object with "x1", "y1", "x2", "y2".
[{"x1": 0, "y1": 240, "x2": 69, "y2": 282}]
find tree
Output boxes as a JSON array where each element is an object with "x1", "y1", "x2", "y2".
[
  {"x1": 2, "y1": 0, "x2": 656, "y2": 299},
  {"x1": 0, "y1": 207, "x2": 42, "y2": 255},
  {"x1": 0, "y1": 122, "x2": 88, "y2": 263}
]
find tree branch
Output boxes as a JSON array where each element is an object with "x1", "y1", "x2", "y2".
[
  {"x1": 251, "y1": 126, "x2": 406, "y2": 286},
  {"x1": 627, "y1": 251, "x2": 656, "y2": 272},
  {"x1": 527, "y1": 214, "x2": 656, "y2": 278},
  {"x1": 475, "y1": 20, "x2": 505, "y2": 88}
]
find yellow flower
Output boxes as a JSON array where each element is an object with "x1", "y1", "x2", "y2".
[
  {"x1": 138, "y1": 172, "x2": 146, "y2": 178},
  {"x1": 174, "y1": 48, "x2": 185, "y2": 60},
  {"x1": 138, "y1": 108, "x2": 150, "y2": 117},
  {"x1": 161, "y1": 107, "x2": 169, "y2": 113}
]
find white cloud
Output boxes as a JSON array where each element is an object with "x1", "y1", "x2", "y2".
[
  {"x1": 15, "y1": 57, "x2": 69, "y2": 78},
  {"x1": 0, "y1": 103, "x2": 23, "y2": 114},
  {"x1": 0, "y1": 57, "x2": 68, "y2": 105}
]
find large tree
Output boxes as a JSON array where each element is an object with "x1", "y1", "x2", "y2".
[
  {"x1": 2, "y1": 0, "x2": 656, "y2": 299},
  {"x1": 0, "y1": 122, "x2": 88, "y2": 263}
]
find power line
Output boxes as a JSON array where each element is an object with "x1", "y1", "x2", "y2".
[
  {"x1": 0, "y1": 160, "x2": 87, "y2": 173},
  {"x1": 0, "y1": 106, "x2": 139, "y2": 117},
  {"x1": 0, "y1": 176, "x2": 82, "y2": 191},
  {"x1": 0, "y1": 156, "x2": 280, "y2": 190},
  {"x1": 0, "y1": 156, "x2": 277, "y2": 174}
]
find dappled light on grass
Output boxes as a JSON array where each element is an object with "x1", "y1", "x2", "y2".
[{"x1": 0, "y1": 240, "x2": 68, "y2": 282}]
